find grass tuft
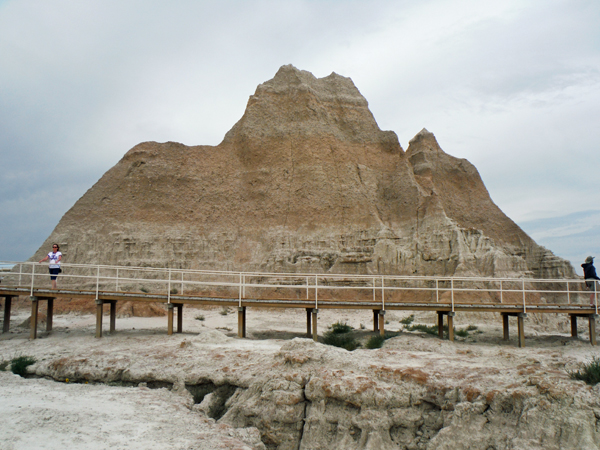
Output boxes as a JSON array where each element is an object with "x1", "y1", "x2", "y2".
[
  {"x1": 195, "y1": 314, "x2": 205, "y2": 321},
  {"x1": 11, "y1": 355, "x2": 36, "y2": 377},
  {"x1": 329, "y1": 321, "x2": 353, "y2": 334},
  {"x1": 364, "y1": 332, "x2": 400, "y2": 349},
  {"x1": 400, "y1": 314, "x2": 415, "y2": 326},
  {"x1": 570, "y1": 357, "x2": 600, "y2": 385},
  {"x1": 322, "y1": 332, "x2": 360, "y2": 351}
]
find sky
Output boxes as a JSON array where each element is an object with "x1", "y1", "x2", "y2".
[{"x1": 1, "y1": 0, "x2": 599, "y2": 273}]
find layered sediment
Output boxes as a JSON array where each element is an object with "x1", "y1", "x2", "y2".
[{"x1": 32, "y1": 65, "x2": 574, "y2": 278}]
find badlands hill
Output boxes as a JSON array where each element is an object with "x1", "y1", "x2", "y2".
[{"x1": 33, "y1": 65, "x2": 573, "y2": 278}]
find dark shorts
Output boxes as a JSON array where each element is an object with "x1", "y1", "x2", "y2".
[
  {"x1": 49, "y1": 267, "x2": 60, "y2": 280},
  {"x1": 586, "y1": 280, "x2": 596, "y2": 291}
]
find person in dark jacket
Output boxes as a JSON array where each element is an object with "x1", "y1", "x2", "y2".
[{"x1": 582, "y1": 256, "x2": 600, "y2": 306}]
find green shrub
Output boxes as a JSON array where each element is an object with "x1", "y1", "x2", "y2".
[
  {"x1": 195, "y1": 314, "x2": 205, "y2": 321},
  {"x1": 400, "y1": 314, "x2": 415, "y2": 326},
  {"x1": 365, "y1": 335, "x2": 385, "y2": 349},
  {"x1": 365, "y1": 331, "x2": 400, "y2": 349},
  {"x1": 219, "y1": 307, "x2": 230, "y2": 316},
  {"x1": 455, "y1": 328, "x2": 469, "y2": 337},
  {"x1": 570, "y1": 357, "x2": 600, "y2": 385},
  {"x1": 11, "y1": 355, "x2": 36, "y2": 377},
  {"x1": 170, "y1": 287, "x2": 179, "y2": 295},
  {"x1": 406, "y1": 324, "x2": 439, "y2": 335},
  {"x1": 329, "y1": 321, "x2": 353, "y2": 334},
  {"x1": 140, "y1": 286, "x2": 149, "y2": 293},
  {"x1": 322, "y1": 331, "x2": 360, "y2": 351},
  {"x1": 0, "y1": 360, "x2": 9, "y2": 371}
]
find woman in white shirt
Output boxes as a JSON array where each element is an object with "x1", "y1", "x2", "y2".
[{"x1": 39, "y1": 244, "x2": 62, "y2": 289}]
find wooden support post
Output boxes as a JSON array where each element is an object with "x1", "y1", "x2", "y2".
[
  {"x1": 589, "y1": 315, "x2": 597, "y2": 346},
  {"x1": 109, "y1": 301, "x2": 116, "y2": 333},
  {"x1": 571, "y1": 314, "x2": 578, "y2": 338},
  {"x1": 46, "y1": 298, "x2": 54, "y2": 332},
  {"x1": 167, "y1": 303, "x2": 174, "y2": 336},
  {"x1": 379, "y1": 310, "x2": 386, "y2": 337},
  {"x1": 502, "y1": 314, "x2": 509, "y2": 340},
  {"x1": 2, "y1": 296, "x2": 13, "y2": 333},
  {"x1": 312, "y1": 309, "x2": 318, "y2": 342},
  {"x1": 238, "y1": 306, "x2": 246, "y2": 338},
  {"x1": 30, "y1": 296, "x2": 38, "y2": 340},
  {"x1": 95, "y1": 299, "x2": 103, "y2": 338},
  {"x1": 447, "y1": 312, "x2": 455, "y2": 342},
  {"x1": 517, "y1": 313, "x2": 526, "y2": 348},
  {"x1": 306, "y1": 308, "x2": 312, "y2": 337},
  {"x1": 438, "y1": 312, "x2": 444, "y2": 339},
  {"x1": 176, "y1": 304, "x2": 183, "y2": 333},
  {"x1": 373, "y1": 310, "x2": 380, "y2": 332}
]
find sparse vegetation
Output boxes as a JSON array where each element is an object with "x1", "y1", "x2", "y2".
[
  {"x1": 329, "y1": 321, "x2": 353, "y2": 334},
  {"x1": 365, "y1": 331, "x2": 400, "y2": 349},
  {"x1": 322, "y1": 321, "x2": 360, "y2": 351},
  {"x1": 219, "y1": 307, "x2": 230, "y2": 316},
  {"x1": 400, "y1": 314, "x2": 415, "y2": 326},
  {"x1": 11, "y1": 355, "x2": 36, "y2": 377},
  {"x1": 404, "y1": 322, "x2": 478, "y2": 338},
  {"x1": 0, "y1": 360, "x2": 9, "y2": 371},
  {"x1": 170, "y1": 287, "x2": 179, "y2": 295},
  {"x1": 140, "y1": 286, "x2": 150, "y2": 293},
  {"x1": 195, "y1": 314, "x2": 205, "y2": 321},
  {"x1": 570, "y1": 357, "x2": 600, "y2": 385}
]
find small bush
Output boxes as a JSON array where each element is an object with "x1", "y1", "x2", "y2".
[
  {"x1": 329, "y1": 321, "x2": 353, "y2": 334},
  {"x1": 170, "y1": 287, "x2": 179, "y2": 295},
  {"x1": 322, "y1": 331, "x2": 360, "y2": 351},
  {"x1": 0, "y1": 360, "x2": 9, "y2": 371},
  {"x1": 365, "y1": 335, "x2": 385, "y2": 349},
  {"x1": 455, "y1": 328, "x2": 469, "y2": 337},
  {"x1": 406, "y1": 324, "x2": 439, "y2": 335},
  {"x1": 400, "y1": 314, "x2": 415, "y2": 326},
  {"x1": 570, "y1": 357, "x2": 600, "y2": 385},
  {"x1": 11, "y1": 355, "x2": 36, "y2": 377},
  {"x1": 219, "y1": 307, "x2": 230, "y2": 316},
  {"x1": 195, "y1": 314, "x2": 205, "y2": 321},
  {"x1": 140, "y1": 286, "x2": 149, "y2": 293}
]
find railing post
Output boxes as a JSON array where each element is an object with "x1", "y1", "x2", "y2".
[
  {"x1": 451, "y1": 278, "x2": 455, "y2": 313},
  {"x1": 95, "y1": 265, "x2": 100, "y2": 300},
  {"x1": 30, "y1": 263, "x2": 35, "y2": 296},
  {"x1": 181, "y1": 271, "x2": 184, "y2": 295},
  {"x1": 566, "y1": 281, "x2": 570, "y2": 304},
  {"x1": 315, "y1": 274, "x2": 318, "y2": 309},
  {"x1": 373, "y1": 277, "x2": 376, "y2": 303},
  {"x1": 436, "y1": 279, "x2": 439, "y2": 303},
  {"x1": 19, "y1": 263, "x2": 22, "y2": 286},
  {"x1": 500, "y1": 280, "x2": 503, "y2": 304},
  {"x1": 167, "y1": 269, "x2": 172, "y2": 304},
  {"x1": 116, "y1": 268, "x2": 119, "y2": 292},
  {"x1": 381, "y1": 275, "x2": 385, "y2": 311},
  {"x1": 522, "y1": 279, "x2": 527, "y2": 314},
  {"x1": 238, "y1": 272, "x2": 242, "y2": 308},
  {"x1": 306, "y1": 277, "x2": 309, "y2": 300}
]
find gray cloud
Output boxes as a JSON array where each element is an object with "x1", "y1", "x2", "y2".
[{"x1": 1, "y1": 0, "x2": 599, "y2": 262}]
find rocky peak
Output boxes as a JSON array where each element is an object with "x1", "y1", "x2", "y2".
[{"x1": 33, "y1": 66, "x2": 575, "y2": 278}]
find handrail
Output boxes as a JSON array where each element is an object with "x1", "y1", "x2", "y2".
[{"x1": 0, "y1": 260, "x2": 595, "y2": 311}]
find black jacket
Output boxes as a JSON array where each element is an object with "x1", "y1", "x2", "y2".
[{"x1": 582, "y1": 262, "x2": 600, "y2": 280}]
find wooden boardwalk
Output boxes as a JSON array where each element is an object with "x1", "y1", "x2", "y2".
[{"x1": 1, "y1": 284, "x2": 597, "y2": 347}]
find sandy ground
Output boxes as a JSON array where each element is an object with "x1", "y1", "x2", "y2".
[{"x1": 1, "y1": 305, "x2": 600, "y2": 449}]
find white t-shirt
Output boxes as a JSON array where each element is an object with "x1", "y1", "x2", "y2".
[{"x1": 47, "y1": 251, "x2": 62, "y2": 269}]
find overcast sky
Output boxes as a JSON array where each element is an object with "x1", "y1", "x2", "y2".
[{"x1": 1, "y1": 0, "x2": 599, "y2": 272}]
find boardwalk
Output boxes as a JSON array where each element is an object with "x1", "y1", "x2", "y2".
[{"x1": 1, "y1": 261, "x2": 598, "y2": 347}]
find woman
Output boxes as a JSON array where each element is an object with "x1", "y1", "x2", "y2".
[
  {"x1": 582, "y1": 256, "x2": 600, "y2": 306},
  {"x1": 39, "y1": 244, "x2": 62, "y2": 289}
]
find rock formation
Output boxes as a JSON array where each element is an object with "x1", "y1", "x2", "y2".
[{"x1": 33, "y1": 65, "x2": 573, "y2": 278}]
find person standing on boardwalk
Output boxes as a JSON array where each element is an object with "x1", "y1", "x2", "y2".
[
  {"x1": 582, "y1": 256, "x2": 600, "y2": 306},
  {"x1": 39, "y1": 244, "x2": 62, "y2": 289}
]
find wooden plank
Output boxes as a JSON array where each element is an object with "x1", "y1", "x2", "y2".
[
  {"x1": 176, "y1": 304, "x2": 183, "y2": 333},
  {"x1": 167, "y1": 304, "x2": 174, "y2": 336},
  {"x1": 571, "y1": 315, "x2": 578, "y2": 338},
  {"x1": 30, "y1": 296, "x2": 38, "y2": 340},
  {"x1": 448, "y1": 313, "x2": 455, "y2": 342},
  {"x1": 2, "y1": 296, "x2": 12, "y2": 333},
  {"x1": 438, "y1": 312, "x2": 444, "y2": 339},
  {"x1": 517, "y1": 313, "x2": 526, "y2": 348},
  {"x1": 589, "y1": 315, "x2": 597, "y2": 346},
  {"x1": 95, "y1": 299, "x2": 103, "y2": 338},
  {"x1": 109, "y1": 301, "x2": 116, "y2": 333},
  {"x1": 502, "y1": 314, "x2": 509, "y2": 340},
  {"x1": 46, "y1": 298, "x2": 54, "y2": 332},
  {"x1": 373, "y1": 309, "x2": 379, "y2": 332},
  {"x1": 238, "y1": 307, "x2": 246, "y2": 338},
  {"x1": 378, "y1": 311, "x2": 385, "y2": 337}
]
